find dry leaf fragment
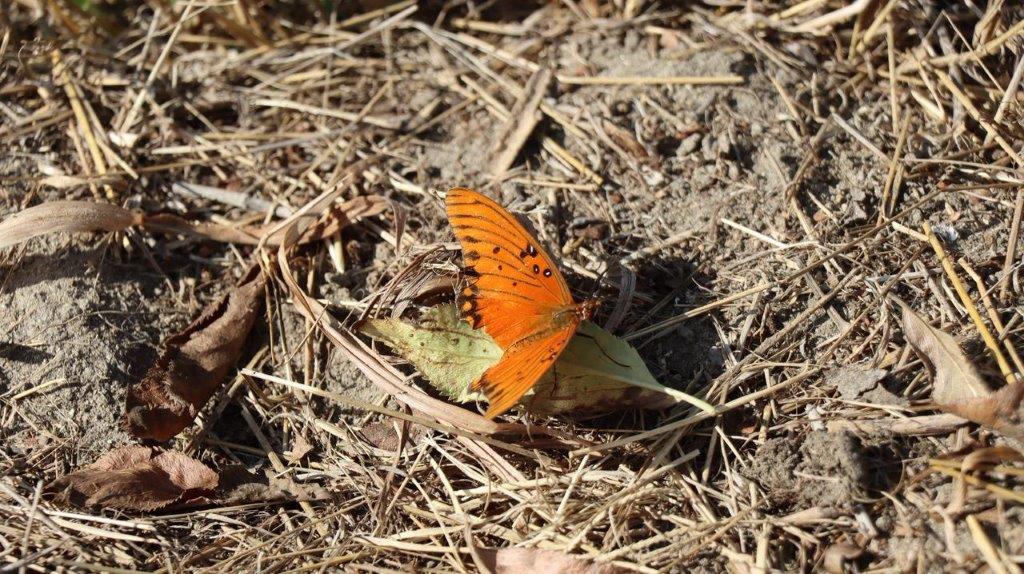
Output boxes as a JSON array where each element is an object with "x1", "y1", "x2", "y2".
[
  {"x1": 46, "y1": 446, "x2": 322, "y2": 511},
  {"x1": 901, "y1": 303, "x2": 1024, "y2": 440},
  {"x1": 125, "y1": 266, "x2": 267, "y2": 441},
  {"x1": 0, "y1": 200, "x2": 140, "y2": 250},
  {"x1": 945, "y1": 384, "x2": 1024, "y2": 441},
  {"x1": 475, "y1": 548, "x2": 625, "y2": 574},
  {"x1": 360, "y1": 420, "x2": 427, "y2": 451},
  {"x1": 601, "y1": 119, "x2": 649, "y2": 161},
  {"x1": 900, "y1": 302, "x2": 990, "y2": 404},
  {"x1": 827, "y1": 366, "x2": 906, "y2": 406},
  {"x1": 822, "y1": 542, "x2": 864, "y2": 573},
  {"x1": 285, "y1": 434, "x2": 314, "y2": 464},
  {"x1": 45, "y1": 446, "x2": 218, "y2": 510}
]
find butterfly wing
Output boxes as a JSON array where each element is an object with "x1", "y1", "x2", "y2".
[
  {"x1": 445, "y1": 187, "x2": 574, "y2": 348},
  {"x1": 445, "y1": 187, "x2": 582, "y2": 418},
  {"x1": 476, "y1": 323, "x2": 577, "y2": 418}
]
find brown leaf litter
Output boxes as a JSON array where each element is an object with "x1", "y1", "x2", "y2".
[
  {"x1": 827, "y1": 365, "x2": 906, "y2": 407},
  {"x1": 45, "y1": 445, "x2": 322, "y2": 511},
  {"x1": 900, "y1": 302, "x2": 1024, "y2": 441},
  {"x1": 44, "y1": 446, "x2": 217, "y2": 511},
  {"x1": 124, "y1": 266, "x2": 267, "y2": 441}
]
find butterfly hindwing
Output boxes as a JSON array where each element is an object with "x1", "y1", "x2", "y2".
[{"x1": 474, "y1": 324, "x2": 577, "y2": 418}]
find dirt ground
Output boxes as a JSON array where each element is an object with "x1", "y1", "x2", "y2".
[{"x1": 2, "y1": 1, "x2": 1024, "y2": 572}]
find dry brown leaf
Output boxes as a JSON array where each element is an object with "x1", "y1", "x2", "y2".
[
  {"x1": 0, "y1": 198, "x2": 389, "y2": 251},
  {"x1": 216, "y1": 465, "x2": 327, "y2": 505},
  {"x1": 46, "y1": 446, "x2": 323, "y2": 511},
  {"x1": 901, "y1": 303, "x2": 1024, "y2": 440},
  {"x1": 0, "y1": 200, "x2": 141, "y2": 250},
  {"x1": 475, "y1": 548, "x2": 625, "y2": 574},
  {"x1": 900, "y1": 302, "x2": 989, "y2": 403},
  {"x1": 360, "y1": 420, "x2": 427, "y2": 451},
  {"x1": 45, "y1": 446, "x2": 217, "y2": 511},
  {"x1": 945, "y1": 383, "x2": 1024, "y2": 441},
  {"x1": 601, "y1": 119, "x2": 649, "y2": 161},
  {"x1": 285, "y1": 434, "x2": 314, "y2": 464},
  {"x1": 124, "y1": 266, "x2": 267, "y2": 441},
  {"x1": 822, "y1": 542, "x2": 864, "y2": 573}
]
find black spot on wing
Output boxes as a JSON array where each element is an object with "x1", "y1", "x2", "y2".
[{"x1": 450, "y1": 220, "x2": 525, "y2": 256}]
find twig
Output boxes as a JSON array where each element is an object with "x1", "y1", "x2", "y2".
[
  {"x1": 1000, "y1": 189, "x2": 1024, "y2": 300},
  {"x1": 958, "y1": 259, "x2": 1024, "y2": 379},
  {"x1": 923, "y1": 223, "x2": 1015, "y2": 385},
  {"x1": 488, "y1": 68, "x2": 552, "y2": 179},
  {"x1": 556, "y1": 75, "x2": 743, "y2": 86}
]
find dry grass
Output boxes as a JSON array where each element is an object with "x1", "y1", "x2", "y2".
[{"x1": 2, "y1": 1, "x2": 1024, "y2": 572}]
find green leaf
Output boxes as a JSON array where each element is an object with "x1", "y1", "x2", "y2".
[
  {"x1": 361, "y1": 305, "x2": 495, "y2": 403},
  {"x1": 361, "y1": 304, "x2": 714, "y2": 416}
]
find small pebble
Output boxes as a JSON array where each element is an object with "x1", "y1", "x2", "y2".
[
  {"x1": 678, "y1": 133, "x2": 701, "y2": 157},
  {"x1": 716, "y1": 132, "x2": 731, "y2": 155}
]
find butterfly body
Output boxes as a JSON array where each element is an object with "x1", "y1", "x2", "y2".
[{"x1": 445, "y1": 187, "x2": 598, "y2": 418}]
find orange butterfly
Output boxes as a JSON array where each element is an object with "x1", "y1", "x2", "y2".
[{"x1": 445, "y1": 187, "x2": 599, "y2": 418}]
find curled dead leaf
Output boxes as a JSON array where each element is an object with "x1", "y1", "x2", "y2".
[
  {"x1": 46, "y1": 446, "x2": 323, "y2": 511},
  {"x1": 822, "y1": 542, "x2": 864, "y2": 573},
  {"x1": 944, "y1": 384, "x2": 1024, "y2": 441},
  {"x1": 900, "y1": 303, "x2": 1024, "y2": 440},
  {"x1": 124, "y1": 266, "x2": 267, "y2": 441},
  {"x1": 45, "y1": 446, "x2": 217, "y2": 511}
]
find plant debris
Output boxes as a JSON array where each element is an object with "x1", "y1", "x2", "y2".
[
  {"x1": 901, "y1": 303, "x2": 1024, "y2": 441},
  {"x1": 45, "y1": 445, "x2": 319, "y2": 511},
  {"x1": 45, "y1": 446, "x2": 218, "y2": 511},
  {"x1": 124, "y1": 266, "x2": 267, "y2": 441}
]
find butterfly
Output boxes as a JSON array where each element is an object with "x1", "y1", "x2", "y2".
[{"x1": 445, "y1": 187, "x2": 599, "y2": 418}]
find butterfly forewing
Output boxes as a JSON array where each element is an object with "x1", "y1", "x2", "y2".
[
  {"x1": 445, "y1": 188, "x2": 573, "y2": 347},
  {"x1": 445, "y1": 187, "x2": 582, "y2": 418}
]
